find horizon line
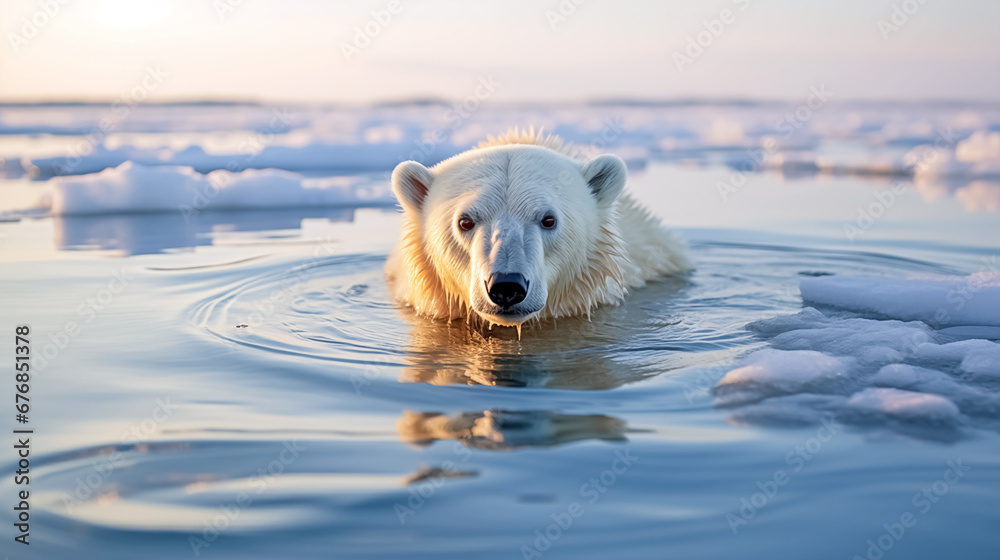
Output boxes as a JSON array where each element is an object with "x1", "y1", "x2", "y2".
[{"x1": 1, "y1": 95, "x2": 998, "y2": 108}]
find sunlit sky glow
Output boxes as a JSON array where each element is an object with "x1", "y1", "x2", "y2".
[{"x1": 1, "y1": 0, "x2": 998, "y2": 103}]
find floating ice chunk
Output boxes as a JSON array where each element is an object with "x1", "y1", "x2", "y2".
[
  {"x1": 755, "y1": 141, "x2": 1000, "y2": 181},
  {"x1": 872, "y1": 364, "x2": 1000, "y2": 417},
  {"x1": 52, "y1": 162, "x2": 206, "y2": 215},
  {"x1": 909, "y1": 150, "x2": 970, "y2": 178},
  {"x1": 845, "y1": 388, "x2": 961, "y2": 424},
  {"x1": 48, "y1": 161, "x2": 392, "y2": 216},
  {"x1": 960, "y1": 346, "x2": 1000, "y2": 379},
  {"x1": 912, "y1": 339, "x2": 999, "y2": 366},
  {"x1": 27, "y1": 140, "x2": 463, "y2": 176},
  {"x1": 800, "y1": 273, "x2": 1000, "y2": 327},
  {"x1": 955, "y1": 131, "x2": 1000, "y2": 163},
  {"x1": 871, "y1": 364, "x2": 954, "y2": 389},
  {"x1": 748, "y1": 310, "x2": 934, "y2": 371},
  {"x1": 714, "y1": 349, "x2": 853, "y2": 406},
  {"x1": 715, "y1": 304, "x2": 1000, "y2": 433},
  {"x1": 705, "y1": 119, "x2": 746, "y2": 146},
  {"x1": 766, "y1": 320, "x2": 932, "y2": 364}
]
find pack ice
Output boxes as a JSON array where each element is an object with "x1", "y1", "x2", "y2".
[{"x1": 715, "y1": 272, "x2": 1000, "y2": 437}]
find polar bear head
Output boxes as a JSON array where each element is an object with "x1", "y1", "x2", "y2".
[{"x1": 390, "y1": 132, "x2": 629, "y2": 328}]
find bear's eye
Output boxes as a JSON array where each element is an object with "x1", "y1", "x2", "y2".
[
  {"x1": 541, "y1": 215, "x2": 557, "y2": 229},
  {"x1": 458, "y1": 215, "x2": 476, "y2": 232}
]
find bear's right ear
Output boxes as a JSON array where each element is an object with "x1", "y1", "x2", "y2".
[
  {"x1": 391, "y1": 161, "x2": 434, "y2": 214},
  {"x1": 582, "y1": 154, "x2": 626, "y2": 206}
]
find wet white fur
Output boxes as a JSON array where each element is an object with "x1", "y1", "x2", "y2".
[{"x1": 385, "y1": 129, "x2": 691, "y2": 329}]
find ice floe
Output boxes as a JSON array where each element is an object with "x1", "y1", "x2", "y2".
[
  {"x1": 3, "y1": 101, "x2": 999, "y2": 183},
  {"x1": 715, "y1": 272, "x2": 1000, "y2": 435},
  {"x1": 41, "y1": 162, "x2": 393, "y2": 216},
  {"x1": 22, "y1": 141, "x2": 464, "y2": 177},
  {"x1": 800, "y1": 272, "x2": 1000, "y2": 327}
]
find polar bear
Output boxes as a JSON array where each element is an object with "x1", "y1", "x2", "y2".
[{"x1": 385, "y1": 129, "x2": 691, "y2": 330}]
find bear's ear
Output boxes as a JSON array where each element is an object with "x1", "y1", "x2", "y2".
[
  {"x1": 391, "y1": 161, "x2": 434, "y2": 214},
  {"x1": 582, "y1": 154, "x2": 626, "y2": 205}
]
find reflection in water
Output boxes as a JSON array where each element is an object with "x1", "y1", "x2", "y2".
[
  {"x1": 53, "y1": 207, "x2": 375, "y2": 255},
  {"x1": 397, "y1": 276, "x2": 690, "y2": 390},
  {"x1": 726, "y1": 155, "x2": 1000, "y2": 214},
  {"x1": 915, "y1": 179, "x2": 1000, "y2": 212},
  {"x1": 397, "y1": 410, "x2": 628, "y2": 450},
  {"x1": 403, "y1": 466, "x2": 478, "y2": 485}
]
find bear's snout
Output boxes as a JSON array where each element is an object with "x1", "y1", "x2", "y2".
[{"x1": 486, "y1": 272, "x2": 529, "y2": 309}]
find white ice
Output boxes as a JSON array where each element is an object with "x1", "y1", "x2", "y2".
[
  {"x1": 42, "y1": 162, "x2": 393, "y2": 216},
  {"x1": 800, "y1": 272, "x2": 1000, "y2": 327},
  {"x1": 5, "y1": 102, "x2": 1000, "y2": 180},
  {"x1": 715, "y1": 273, "x2": 1000, "y2": 432}
]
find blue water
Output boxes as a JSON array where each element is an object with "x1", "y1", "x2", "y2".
[{"x1": 2, "y1": 115, "x2": 1000, "y2": 559}]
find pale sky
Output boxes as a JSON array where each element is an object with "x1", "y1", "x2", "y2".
[{"x1": 1, "y1": 0, "x2": 998, "y2": 103}]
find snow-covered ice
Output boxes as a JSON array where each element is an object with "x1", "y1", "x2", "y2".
[
  {"x1": 4, "y1": 101, "x2": 1000, "y2": 182},
  {"x1": 716, "y1": 273, "x2": 1000, "y2": 434},
  {"x1": 800, "y1": 272, "x2": 1000, "y2": 327},
  {"x1": 23, "y1": 141, "x2": 465, "y2": 177},
  {"x1": 845, "y1": 388, "x2": 963, "y2": 424},
  {"x1": 44, "y1": 162, "x2": 393, "y2": 216}
]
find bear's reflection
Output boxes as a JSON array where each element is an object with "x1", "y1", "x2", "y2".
[
  {"x1": 397, "y1": 410, "x2": 628, "y2": 450},
  {"x1": 396, "y1": 276, "x2": 687, "y2": 390}
]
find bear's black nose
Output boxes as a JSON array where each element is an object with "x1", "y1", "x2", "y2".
[{"x1": 487, "y1": 272, "x2": 528, "y2": 308}]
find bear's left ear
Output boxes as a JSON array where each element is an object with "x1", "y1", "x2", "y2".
[
  {"x1": 582, "y1": 154, "x2": 626, "y2": 205},
  {"x1": 391, "y1": 161, "x2": 435, "y2": 214}
]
